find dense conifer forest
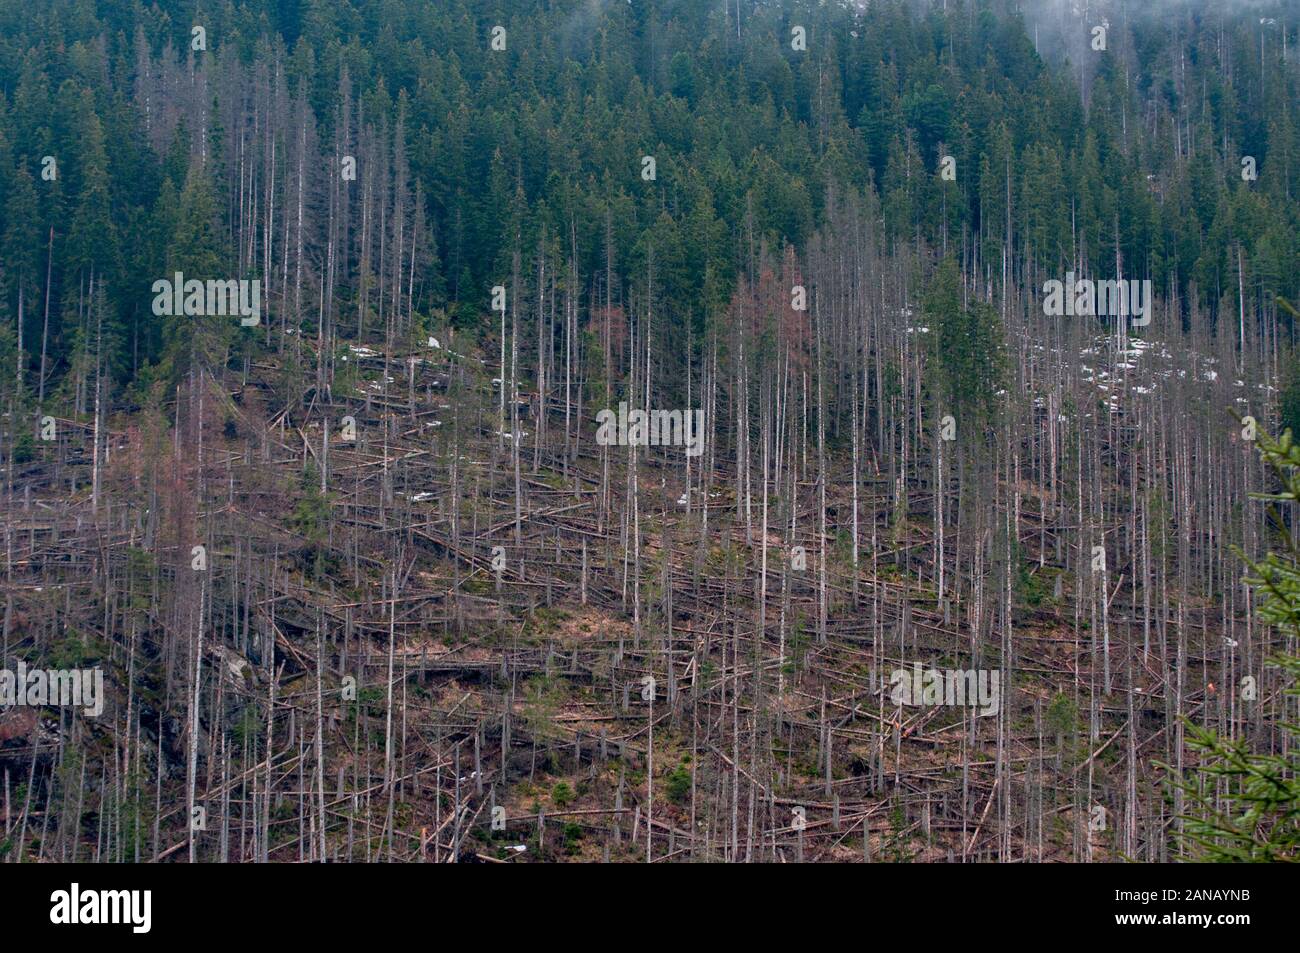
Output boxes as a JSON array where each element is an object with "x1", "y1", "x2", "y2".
[{"x1": 1, "y1": 0, "x2": 1299, "y2": 867}]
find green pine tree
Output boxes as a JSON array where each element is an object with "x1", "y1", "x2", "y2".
[
  {"x1": 923, "y1": 256, "x2": 1005, "y2": 430},
  {"x1": 1167, "y1": 425, "x2": 1300, "y2": 861}
]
